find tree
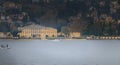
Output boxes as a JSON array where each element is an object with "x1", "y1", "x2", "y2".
[
  {"x1": 61, "y1": 26, "x2": 70, "y2": 38},
  {"x1": 11, "y1": 28, "x2": 21, "y2": 37}
]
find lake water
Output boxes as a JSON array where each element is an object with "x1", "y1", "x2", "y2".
[{"x1": 0, "y1": 39, "x2": 120, "y2": 65}]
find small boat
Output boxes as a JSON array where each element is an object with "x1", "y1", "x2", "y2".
[
  {"x1": 52, "y1": 39, "x2": 60, "y2": 41},
  {"x1": 0, "y1": 44, "x2": 10, "y2": 49}
]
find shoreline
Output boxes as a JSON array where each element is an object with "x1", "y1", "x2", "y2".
[
  {"x1": 0, "y1": 38, "x2": 120, "y2": 40},
  {"x1": 0, "y1": 38, "x2": 86, "y2": 40}
]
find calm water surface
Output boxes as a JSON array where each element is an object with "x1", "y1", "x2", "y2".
[{"x1": 0, "y1": 39, "x2": 120, "y2": 65}]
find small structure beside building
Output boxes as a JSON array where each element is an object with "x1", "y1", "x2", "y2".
[
  {"x1": 61, "y1": 26, "x2": 81, "y2": 39},
  {"x1": 69, "y1": 32, "x2": 81, "y2": 38},
  {"x1": 0, "y1": 32, "x2": 13, "y2": 38},
  {"x1": 57, "y1": 32, "x2": 81, "y2": 39},
  {"x1": 0, "y1": 32, "x2": 6, "y2": 38}
]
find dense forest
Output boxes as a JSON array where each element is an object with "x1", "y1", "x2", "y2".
[{"x1": 0, "y1": 0, "x2": 120, "y2": 36}]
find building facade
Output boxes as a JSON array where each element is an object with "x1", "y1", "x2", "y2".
[
  {"x1": 18, "y1": 24, "x2": 57, "y2": 39},
  {"x1": 0, "y1": 32, "x2": 13, "y2": 38},
  {"x1": 0, "y1": 32, "x2": 6, "y2": 38},
  {"x1": 69, "y1": 32, "x2": 81, "y2": 38}
]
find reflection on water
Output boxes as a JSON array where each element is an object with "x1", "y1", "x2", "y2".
[{"x1": 0, "y1": 39, "x2": 120, "y2": 65}]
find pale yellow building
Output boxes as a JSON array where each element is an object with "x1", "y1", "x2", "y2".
[
  {"x1": 69, "y1": 32, "x2": 80, "y2": 38},
  {"x1": 0, "y1": 32, "x2": 13, "y2": 38},
  {"x1": 58, "y1": 32, "x2": 81, "y2": 38},
  {"x1": 0, "y1": 32, "x2": 6, "y2": 38},
  {"x1": 18, "y1": 24, "x2": 57, "y2": 39}
]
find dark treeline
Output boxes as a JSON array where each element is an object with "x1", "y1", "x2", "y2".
[{"x1": 0, "y1": 0, "x2": 120, "y2": 36}]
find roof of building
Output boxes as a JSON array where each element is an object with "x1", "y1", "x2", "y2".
[{"x1": 18, "y1": 24, "x2": 57, "y2": 30}]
